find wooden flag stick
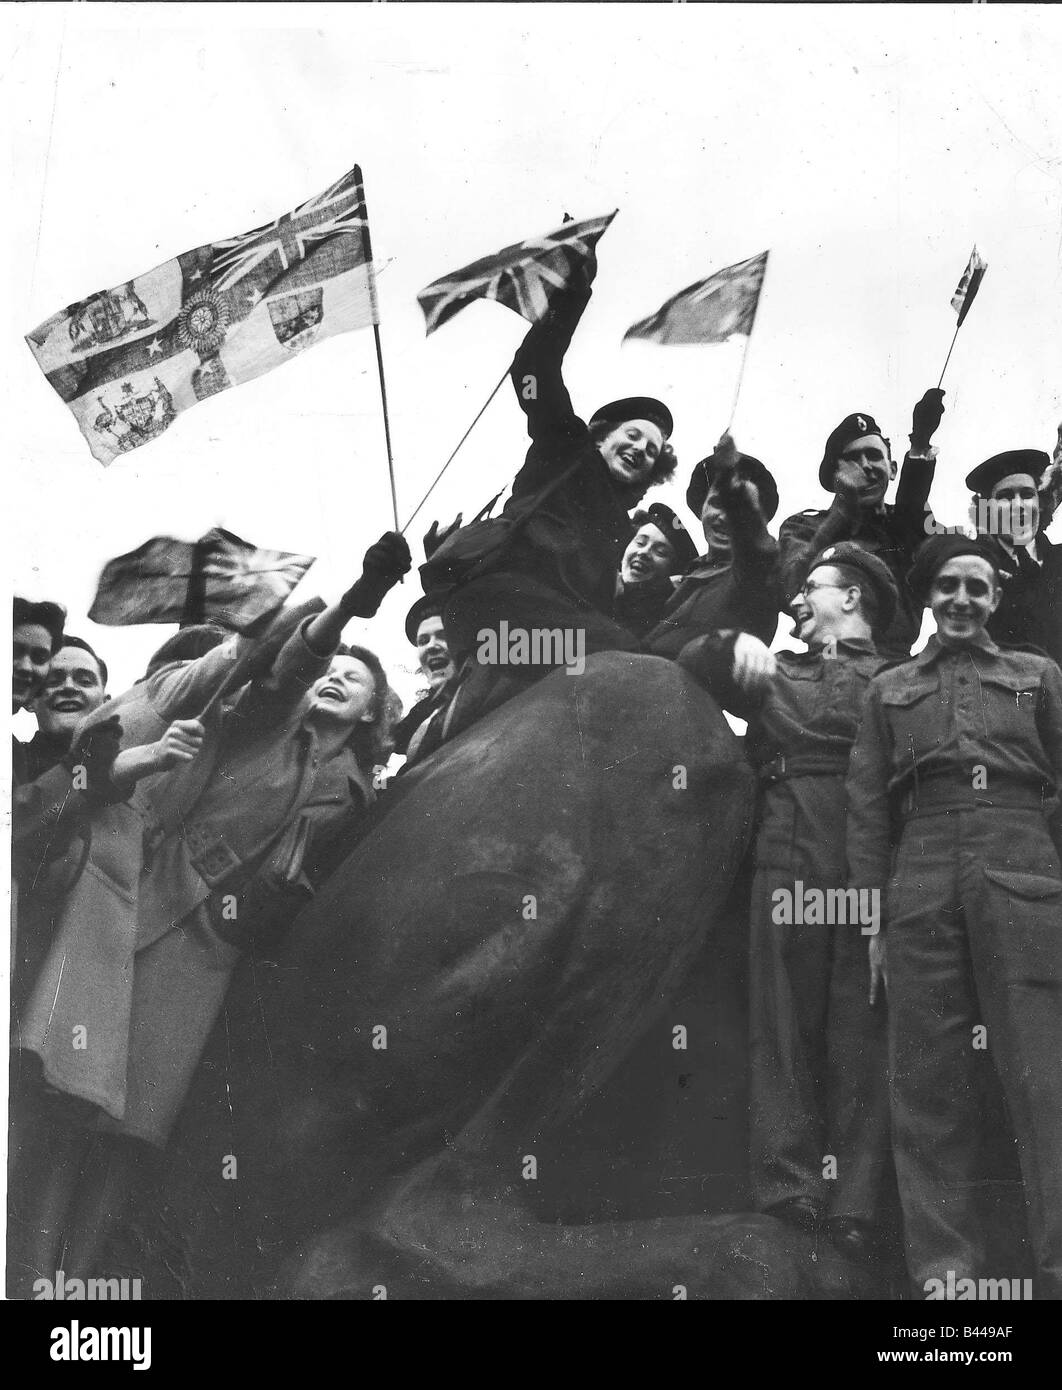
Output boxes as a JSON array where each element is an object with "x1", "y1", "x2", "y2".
[
  {"x1": 372, "y1": 322, "x2": 401, "y2": 531},
  {"x1": 726, "y1": 250, "x2": 769, "y2": 434},
  {"x1": 401, "y1": 366, "x2": 510, "y2": 535},
  {"x1": 937, "y1": 320, "x2": 962, "y2": 390},
  {"x1": 356, "y1": 167, "x2": 400, "y2": 532}
]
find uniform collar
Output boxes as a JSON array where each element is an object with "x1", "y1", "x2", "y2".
[{"x1": 914, "y1": 629, "x2": 1000, "y2": 666}]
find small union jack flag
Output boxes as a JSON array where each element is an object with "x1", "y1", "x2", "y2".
[
  {"x1": 416, "y1": 210, "x2": 617, "y2": 336},
  {"x1": 211, "y1": 166, "x2": 371, "y2": 292}
]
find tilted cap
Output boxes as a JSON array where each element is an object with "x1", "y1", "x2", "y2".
[
  {"x1": 819, "y1": 412, "x2": 888, "y2": 490},
  {"x1": 808, "y1": 541, "x2": 899, "y2": 632}
]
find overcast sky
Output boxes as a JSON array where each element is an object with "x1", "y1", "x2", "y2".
[{"x1": 5, "y1": 2, "x2": 1062, "y2": 723}]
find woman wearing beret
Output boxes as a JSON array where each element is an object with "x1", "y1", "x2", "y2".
[
  {"x1": 8, "y1": 535, "x2": 408, "y2": 1296},
  {"x1": 430, "y1": 257, "x2": 678, "y2": 743}
]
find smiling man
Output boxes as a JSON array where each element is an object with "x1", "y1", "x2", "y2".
[
  {"x1": 12, "y1": 598, "x2": 65, "y2": 718},
  {"x1": 392, "y1": 596, "x2": 460, "y2": 759},
  {"x1": 23, "y1": 637, "x2": 109, "y2": 777},
  {"x1": 846, "y1": 532, "x2": 1062, "y2": 1298},
  {"x1": 644, "y1": 434, "x2": 780, "y2": 657},
  {"x1": 780, "y1": 392, "x2": 945, "y2": 658},
  {"x1": 677, "y1": 542, "x2": 898, "y2": 1258}
]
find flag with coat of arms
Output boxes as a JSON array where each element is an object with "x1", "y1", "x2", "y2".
[{"x1": 25, "y1": 166, "x2": 379, "y2": 464}]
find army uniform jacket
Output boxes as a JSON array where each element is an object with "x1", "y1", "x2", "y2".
[
  {"x1": 846, "y1": 632, "x2": 1062, "y2": 889},
  {"x1": 778, "y1": 449, "x2": 936, "y2": 658}
]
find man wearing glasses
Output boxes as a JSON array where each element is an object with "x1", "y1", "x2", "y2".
[{"x1": 676, "y1": 542, "x2": 899, "y2": 1261}]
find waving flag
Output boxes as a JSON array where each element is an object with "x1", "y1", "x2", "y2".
[
  {"x1": 88, "y1": 528, "x2": 316, "y2": 631},
  {"x1": 950, "y1": 246, "x2": 987, "y2": 327},
  {"x1": 624, "y1": 250, "x2": 769, "y2": 346},
  {"x1": 26, "y1": 167, "x2": 378, "y2": 464},
  {"x1": 417, "y1": 210, "x2": 617, "y2": 335}
]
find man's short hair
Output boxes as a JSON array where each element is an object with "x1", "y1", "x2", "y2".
[
  {"x1": 829, "y1": 563, "x2": 880, "y2": 627},
  {"x1": 13, "y1": 597, "x2": 65, "y2": 654},
  {"x1": 57, "y1": 635, "x2": 109, "y2": 688}
]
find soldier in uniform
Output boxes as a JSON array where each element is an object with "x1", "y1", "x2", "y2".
[
  {"x1": 644, "y1": 434, "x2": 780, "y2": 657},
  {"x1": 846, "y1": 533, "x2": 1062, "y2": 1298},
  {"x1": 677, "y1": 542, "x2": 898, "y2": 1257},
  {"x1": 779, "y1": 391, "x2": 945, "y2": 658},
  {"x1": 965, "y1": 448, "x2": 1062, "y2": 670}
]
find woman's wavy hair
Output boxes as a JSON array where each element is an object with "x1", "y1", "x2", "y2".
[
  {"x1": 334, "y1": 643, "x2": 393, "y2": 773},
  {"x1": 587, "y1": 419, "x2": 679, "y2": 488}
]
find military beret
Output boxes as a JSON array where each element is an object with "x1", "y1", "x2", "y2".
[
  {"x1": 908, "y1": 534, "x2": 1000, "y2": 607},
  {"x1": 818, "y1": 412, "x2": 890, "y2": 490},
  {"x1": 632, "y1": 502, "x2": 699, "y2": 571},
  {"x1": 964, "y1": 449, "x2": 1050, "y2": 498},
  {"x1": 589, "y1": 396, "x2": 673, "y2": 440},
  {"x1": 405, "y1": 593, "x2": 446, "y2": 646},
  {"x1": 686, "y1": 451, "x2": 780, "y2": 522},
  {"x1": 808, "y1": 542, "x2": 898, "y2": 633}
]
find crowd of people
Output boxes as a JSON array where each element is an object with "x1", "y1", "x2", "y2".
[{"x1": 9, "y1": 255, "x2": 1062, "y2": 1300}]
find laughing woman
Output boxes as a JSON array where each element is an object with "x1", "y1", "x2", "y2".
[{"x1": 8, "y1": 533, "x2": 409, "y2": 1295}]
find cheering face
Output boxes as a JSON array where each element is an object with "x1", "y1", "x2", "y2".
[
  {"x1": 35, "y1": 645, "x2": 107, "y2": 738},
  {"x1": 12, "y1": 622, "x2": 53, "y2": 712},
  {"x1": 990, "y1": 473, "x2": 1039, "y2": 546},
  {"x1": 621, "y1": 523, "x2": 677, "y2": 586},
  {"x1": 300, "y1": 656, "x2": 377, "y2": 730},
  {"x1": 416, "y1": 616, "x2": 456, "y2": 692},
  {"x1": 929, "y1": 556, "x2": 1000, "y2": 647},
  {"x1": 789, "y1": 566, "x2": 852, "y2": 646},
  {"x1": 833, "y1": 435, "x2": 896, "y2": 509},
  {"x1": 597, "y1": 419, "x2": 664, "y2": 489}
]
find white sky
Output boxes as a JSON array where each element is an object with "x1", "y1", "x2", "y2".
[{"x1": 5, "y1": 2, "x2": 1062, "y2": 725}]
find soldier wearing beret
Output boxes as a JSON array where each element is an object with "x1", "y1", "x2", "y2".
[
  {"x1": 964, "y1": 447, "x2": 1062, "y2": 670},
  {"x1": 846, "y1": 533, "x2": 1062, "y2": 1298},
  {"x1": 643, "y1": 433, "x2": 781, "y2": 657},
  {"x1": 613, "y1": 501, "x2": 698, "y2": 638},
  {"x1": 678, "y1": 542, "x2": 899, "y2": 1258},
  {"x1": 779, "y1": 392, "x2": 944, "y2": 659}
]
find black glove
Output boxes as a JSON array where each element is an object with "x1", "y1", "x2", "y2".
[
  {"x1": 65, "y1": 713, "x2": 124, "y2": 802},
  {"x1": 362, "y1": 531, "x2": 412, "y2": 585},
  {"x1": 423, "y1": 515, "x2": 463, "y2": 562},
  {"x1": 910, "y1": 388, "x2": 945, "y2": 451}
]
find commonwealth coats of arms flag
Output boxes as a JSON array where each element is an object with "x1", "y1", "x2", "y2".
[
  {"x1": 623, "y1": 250, "x2": 769, "y2": 346},
  {"x1": 26, "y1": 167, "x2": 379, "y2": 464},
  {"x1": 416, "y1": 210, "x2": 618, "y2": 335}
]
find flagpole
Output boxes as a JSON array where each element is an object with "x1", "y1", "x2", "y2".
[
  {"x1": 726, "y1": 250, "x2": 768, "y2": 434},
  {"x1": 356, "y1": 167, "x2": 400, "y2": 531},
  {"x1": 936, "y1": 321, "x2": 962, "y2": 391},
  {"x1": 401, "y1": 367, "x2": 510, "y2": 535}
]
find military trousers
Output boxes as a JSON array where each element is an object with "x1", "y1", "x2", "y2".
[
  {"x1": 749, "y1": 776, "x2": 891, "y2": 1222},
  {"x1": 886, "y1": 806, "x2": 1062, "y2": 1298}
]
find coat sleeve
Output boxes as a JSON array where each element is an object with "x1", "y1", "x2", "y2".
[
  {"x1": 510, "y1": 276, "x2": 593, "y2": 465},
  {"x1": 1035, "y1": 658, "x2": 1062, "y2": 856},
  {"x1": 845, "y1": 682, "x2": 897, "y2": 893},
  {"x1": 893, "y1": 447, "x2": 937, "y2": 535},
  {"x1": 675, "y1": 631, "x2": 760, "y2": 720},
  {"x1": 142, "y1": 634, "x2": 255, "y2": 722},
  {"x1": 778, "y1": 500, "x2": 860, "y2": 602}
]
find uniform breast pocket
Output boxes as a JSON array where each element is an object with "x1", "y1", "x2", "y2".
[
  {"x1": 880, "y1": 683, "x2": 943, "y2": 749},
  {"x1": 981, "y1": 676, "x2": 1042, "y2": 737}
]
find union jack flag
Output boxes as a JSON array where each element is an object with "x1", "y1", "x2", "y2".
[
  {"x1": 416, "y1": 210, "x2": 617, "y2": 336},
  {"x1": 949, "y1": 245, "x2": 987, "y2": 328},
  {"x1": 211, "y1": 167, "x2": 371, "y2": 292},
  {"x1": 624, "y1": 250, "x2": 769, "y2": 346}
]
